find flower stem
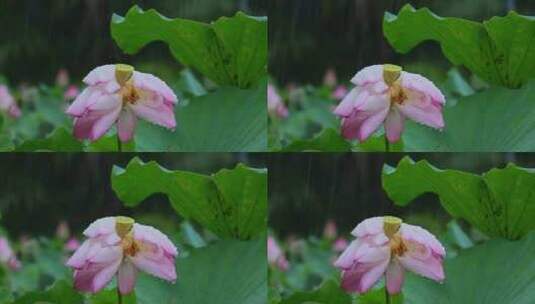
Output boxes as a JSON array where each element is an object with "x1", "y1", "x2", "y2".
[
  {"x1": 385, "y1": 285, "x2": 391, "y2": 304},
  {"x1": 117, "y1": 135, "x2": 123, "y2": 152},
  {"x1": 117, "y1": 286, "x2": 123, "y2": 304},
  {"x1": 384, "y1": 135, "x2": 390, "y2": 152}
]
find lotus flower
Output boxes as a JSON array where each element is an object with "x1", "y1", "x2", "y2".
[
  {"x1": 333, "y1": 238, "x2": 349, "y2": 252},
  {"x1": 64, "y1": 85, "x2": 80, "y2": 101},
  {"x1": 332, "y1": 85, "x2": 348, "y2": 101},
  {"x1": 267, "y1": 236, "x2": 289, "y2": 271},
  {"x1": 56, "y1": 68, "x2": 70, "y2": 87},
  {"x1": 268, "y1": 84, "x2": 288, "y2": 118},
  {"x1": 0, "y1": 237, "x2": 21, "y2": 270},
  {"x1": 66, "y1": 64, "x2": 178, "y2": 142},
  {"x1": 323, "y1": 68, "x2": 338, "y2": 88},
  {"x1": 334, "y1": 216, "x2": 445, "y2": 295},
  {"x1": 66, "y1": 216, "x2": 178, "y2": 294},
  {"x1": 56, "y1": 220, "x2": 71, "y2": 240},
  {"x1": 334, "y1": 64, "x2": 445, "y2": 143},
  {"x1": 0, "y1": 85, "x2": 21, "y2": 118},
  {"x1": 65, "y1": 238, "x2": 81, "y2": 252},
  {"x1": 323, "y1": 219, "x2": 338, "y2": 240}
]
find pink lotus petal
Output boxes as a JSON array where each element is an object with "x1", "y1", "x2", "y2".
[
  {"x1": 0, "y1": 85, "x2": 21, "y2": 119},
  {"x1": 386, "y1": 261, "x2": 404, "y2": 294},
  {"x1": 340, "y1": 246, "x2": 390, "y2": 293},
  {"x1": 351, "y1": 217, "x2": 384, "y2": 239},
  {"x1": 400, "y1": 224, "x2": 446, "y2": 257},
  {"x1": 118, "y1": 261, "x2": 137, "y2": 295},
  {"x1": 117, "y1": 108, "x2": 137, "y2": 142},
  {"x1": 340, "y1": 94, "x2": 389, "y2": 141},
  {"x1": 397, "y1": 94, "x2": 444, "y2": 129},
  {"x1": 350, "y1": 65, "x2": 384, "y2": 87},
  {"x1": 333, "y1": 88, "x2": 362, "y2": 117},
  {"x1": 8, "y1": 105, "x2": 21, "y2": 118},
  {"x1": 73, "y1": 247, "x2": 122, "y2": 293},
  {"x1": 83, "y1": 65, "x2": 116, "y2": 87},
  {"x1": 384, "y1": 108, "x2": 405, "y2": 143},
  {"x1": 0, "y1": 237, "x2": 21, "y2": 271},
  {"x1": 268, "y1": 84, "x2": 289, "y2": 119},
  {"x1": 398, "y1": 251, "x2": 445, "y2": 282},
  {"x1": 83, "y1": 217, "x2": 117, "y2": 238},
  {"x1": 129, "y1": 93, "x2": 176, "y2": 129},
  {"x1": 130, "y1": 248, "x2": 177, "y2": 282},
  {"x1": 66, "y1": 87, "x2": 105, "y2": 117},
  {"x1": 267, "y1": 236, "x2": 289, "y2": 271},
  {"x1": 334, "y1": 240, "x2": 362, "y2": 269},
  {"x1": 64, "y1": 85, "x2": 80, "y2": 100},
  {"x1": 401, "y1": 72, "x2": 445, "y2": 105},
  {"x1": 333, "y1": 238, "x2": 349, "y2": 252},
  {"x1": 65, "y1": 238, "x2": 81, "y2": 252},
  {"x1": 73, "y1": 96, "x2": 122, "y2": 141},
  {"x1": 133, "y1": 71, "x2": 178, "y2": 104},
  {"x1": 133, "y1": 223, "x2": 178, "y2": 257},
  {"x1": 332, "y1": 85, "x2": 348, "y2": 100}
]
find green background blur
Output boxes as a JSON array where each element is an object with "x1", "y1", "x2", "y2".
[
  {"x1": 268, "y1": 153, "x2": 534, "y2": 238},
  {"x1": 0, "y1": 0, "x2": 266, "y2": 85},
  {"x1": 0, "y1": 153, "x2": 265, "y2": 237},
  {"x1": 269, "y1": 0, "x2": 535, "y2": 85}
]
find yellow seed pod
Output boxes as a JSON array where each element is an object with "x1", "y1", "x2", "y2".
[
  {"x1": 383, "y1": 215, "x2": 402, "y2": 239},
  {"x1": 115, "y1": 64, "x2": 135, "y2": 86},
  {"x1": 115, "y1": 216, "x2": 135, "y2": 238},
  {"x1": 383, "y1": 64, "x2": 402, "y2": 86}
]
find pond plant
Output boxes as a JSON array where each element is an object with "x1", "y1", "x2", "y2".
[
  {"x1": 0, "y1": 5, "x2": 267, "y2": 152},
  {"x1": 269, "y1": 5, "x2": 535, "y2": 152}
]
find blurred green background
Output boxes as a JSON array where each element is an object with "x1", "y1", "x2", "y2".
[
  {"x1": 0, "y1": 153, "x2": 265, "y2": 237},
  {"x1": 269, "y1": 0, "x2": 535, "y2": 85},
  {"x1": 268, "y1": 153, "x2": 533, "y2": 237},
  {"x1": 0, "y1": 0, "x2": 266, "y2": 85}
]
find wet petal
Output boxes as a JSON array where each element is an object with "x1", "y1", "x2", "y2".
[
  {"x1": 333, "y1": 88, "x2": 364, "y2": 117},
  {"x1": 397, "y1": 93, "x2": 445, "y2": 129},
  {"x1": 340, "y1": 249, "x2": 390, "y2": 293},
  {"x1": 401, "y1": 72, "x2": 445, "y2": 105},
  {"x1": 129, "y1": 93, "x2": 176, "y2": 129},
  {"x1": 350, "y1": 65, "x2": 384, "y2": 87},
  {"x1": 117, "y1": 108, "x2": 137, "y2": 143},
  {"x1": 0, "y1": 85, "x2": 20, "y2": 118},
  {"x1": 72, "y1": 246, "x2": 122, "y2": 293},
  {"x1": 386, "y1": 261, "x2": 404, "y2": 294},
  {"x1": 133, "y1": 71, "x2": 178, "y2": 104},
  {"x1": 398, "y1": 252, "x2": 444, "y2": 282},
  {"x1": 340, "y1": 94, "x2": 389, "y2": 141},
  {"x1": 131, "y1": 247, "x2": 177, "y2": 282},
  {"x1": 351, "y1": 217, "x2": 385, "y2": 239},
  {"x1": 83, "y1": 65, "x2": 116, "y2": 86},
  {"x1": 73, "y1": 96, "x2": 122, "y2": 141},
  {"x1": 133, "y1": 223, "x2": 178, "y2": 257},
  {"x1": 400, "y1": 223, "x2": 446, "y2": 257},
  {"x1": 384, "y1": 107, "x2": 404, "y2": 143},
  {"x1": 84, "y1": 217, "x2": 117, "y2": 239},
  {"x1": 130, "y1": 223, "x2": 177, "y2": 282},
  {"x1": 66, "y1": 87, "x2": 104, "y2": 117},
  {"x1": 66, "y1": 239, "x2": 95, "y2": 268},
  {"x1": 334, "y1": 240, "x2": 361, "y2": 269},
  {"x1": 118, "y1": 261, "x2": 137, "y2": 295}
]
